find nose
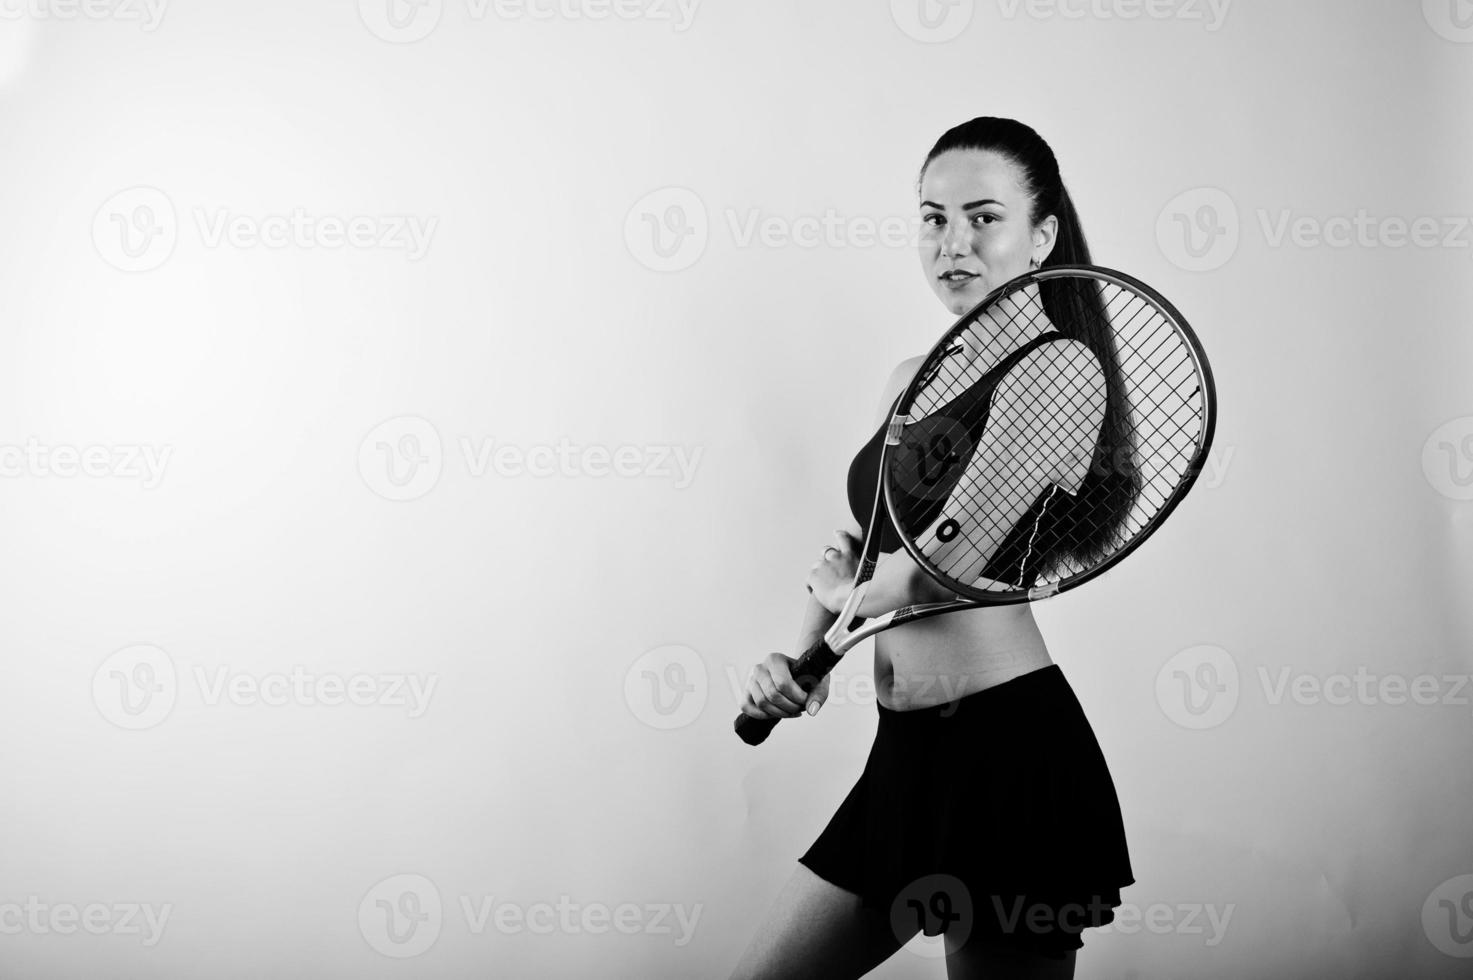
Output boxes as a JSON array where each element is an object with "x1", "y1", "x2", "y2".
[{"x1": 939, "y1": 220, "x2": 972, "y2": 259}]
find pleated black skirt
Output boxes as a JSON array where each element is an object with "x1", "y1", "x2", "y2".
[{"x1": 798, "y1": 663, "x2": 1134, "y2": 960}]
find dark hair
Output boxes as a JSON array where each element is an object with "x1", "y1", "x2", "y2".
[{"x1": 917, "y1": 117, "x2": 1142, "y2": 578}]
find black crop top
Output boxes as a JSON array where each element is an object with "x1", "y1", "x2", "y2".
[{"x1": 846, "y1": 332, "x2": 1077, "y2": 589}]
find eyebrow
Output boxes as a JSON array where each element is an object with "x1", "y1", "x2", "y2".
[{"x1": 920, "y1": 199, "x2": 1006, "y2": 210}]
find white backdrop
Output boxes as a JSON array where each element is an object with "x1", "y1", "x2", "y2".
[{"x1": 0, "y1": 1, "x2": 1470, "y2": 977}]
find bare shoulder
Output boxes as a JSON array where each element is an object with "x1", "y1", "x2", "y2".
[
  {"x1": 874, "y1": 355, "x2": 927, "y2": 428},
  {"x1": 1010, "y1": 335, "x2": 1104, "y2": 390}
]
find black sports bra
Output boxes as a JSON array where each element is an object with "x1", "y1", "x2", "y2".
[{"x1": 845, "y1": 331, "x2": 1077, "y2": 589}]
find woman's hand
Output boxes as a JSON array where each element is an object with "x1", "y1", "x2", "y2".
[
  {"x1": 806, "y1": 530, "x2": 860, "y2": 614},
  {"x1": 738, "y1": 652, "x2": 831, "y2": 720}
]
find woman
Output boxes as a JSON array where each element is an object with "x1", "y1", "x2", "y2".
[{"x1": 732, "y1": 117, "x2": 1135, "y2": 980}]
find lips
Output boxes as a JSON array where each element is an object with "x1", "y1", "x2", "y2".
[{"x1": 939, "y1": 270, "x2": 979, "y2": 285}]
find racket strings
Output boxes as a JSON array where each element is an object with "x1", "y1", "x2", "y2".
[{"x1": 885, "y1": 272, "x2": 1209, "y2": 595}]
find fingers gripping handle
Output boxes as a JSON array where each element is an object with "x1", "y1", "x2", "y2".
[{"x1": 733, "y1": 637, "x2": 844, "y2": 746}]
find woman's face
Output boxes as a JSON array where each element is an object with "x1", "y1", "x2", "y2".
[{"x1": 917, "y1": 148, "x2": 1056, "y2": 316}]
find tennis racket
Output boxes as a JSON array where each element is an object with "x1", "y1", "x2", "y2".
[{"x1": 734, "y1": 264, "x2": 1216, "y2": 746}]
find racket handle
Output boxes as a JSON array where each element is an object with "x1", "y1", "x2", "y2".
[{"x1": 733, "y1": 636, "x2": 844, "y2": 746}]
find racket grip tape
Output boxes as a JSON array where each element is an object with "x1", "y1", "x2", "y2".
[{"x1": 732, "y1": 636, "x2": 843, "y2": 746}]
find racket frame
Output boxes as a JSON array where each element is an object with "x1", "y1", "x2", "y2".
[
  {"x1": 887, "y1": 263, "x2": 1217, "y2": 605},
  {"x1": 733, "y1": 263, "x2": 1217, "y2": 746}
]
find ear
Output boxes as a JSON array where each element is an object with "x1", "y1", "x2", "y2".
[{"x1": 1032, "y1": 213, "x2": 1059, "y2": 266}]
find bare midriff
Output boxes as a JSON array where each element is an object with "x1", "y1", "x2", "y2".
[{"x1": 874, "y1": 603, "x2": 1052, "y2": 711}]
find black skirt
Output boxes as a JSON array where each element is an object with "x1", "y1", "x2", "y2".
[{"x1": 798, "y1": 663, "x2": 1134, "y2": 960}]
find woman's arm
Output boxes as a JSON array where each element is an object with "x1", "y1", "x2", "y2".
[
  {"x1": 804, "y1": 353, "x2": 958, "y2": 622},
  {"x1": 807, "y1": 536, "x2": 959, "y2": 621},
  {"x1": 853, "y1": 548, "x2": 957, "y2": 617},
  {"x1": 793, "y1": 589, "x2": 839, "y2": 652}
]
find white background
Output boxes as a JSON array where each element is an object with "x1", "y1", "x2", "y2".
[{"x1": 0, "y1": 0, "x2": 1470, "y2": 977}]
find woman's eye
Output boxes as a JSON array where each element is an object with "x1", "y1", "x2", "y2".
[
  {"x1": 922, "y1": 214, "x2": 943, "y2": 227},
  {"x1": 974, "y1": 213, "x2": 997, "y2": 225}
]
